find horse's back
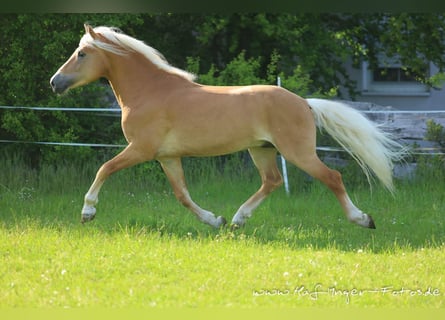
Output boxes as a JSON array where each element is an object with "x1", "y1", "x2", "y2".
[{"x1": 191, "y1": 83, "x2": 309, "y2": 115}]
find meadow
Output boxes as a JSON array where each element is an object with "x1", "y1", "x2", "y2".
[{"x1": 0, "y1": 152, "x2": 444, "y2": 311}]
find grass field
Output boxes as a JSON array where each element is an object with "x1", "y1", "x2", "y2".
[{"x1": 0, "y1": 153, "x2": 444, "y2": 309}]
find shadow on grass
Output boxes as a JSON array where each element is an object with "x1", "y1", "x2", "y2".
[{"x1": 16, "y1": 203, "x2": 439, "y2": 255}]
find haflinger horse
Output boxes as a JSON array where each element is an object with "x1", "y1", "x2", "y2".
[{"x1": 50, "y1": 24, "x2": 406, "y2": 230}]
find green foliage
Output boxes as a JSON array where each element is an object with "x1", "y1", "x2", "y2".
[
  {"x1": 192, "y1": 51, "x2": 265, "y2": 86},
  {"x1": 416, "y1": 119, "x2": 445, "y2": 175},
  {"x1": 188, "y1": 50, "x2": 336, "y2": 99},
  {"x1": 429, "y1": 72, "x2": 445, "y2": 89},
  {"x1": 426, "y1": 119, "x2": 445, "y2": 147}
]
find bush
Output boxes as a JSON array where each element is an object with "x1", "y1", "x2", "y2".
[
  {"x1": 413, "y1": 119, "x2": 445, "y2": 180},
  {"x1": 425, "y1": 119, "x2": 445, "y2": 148}
]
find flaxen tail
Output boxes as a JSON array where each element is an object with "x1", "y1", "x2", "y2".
[{"x1": 306, "y1": 98, "x2": 407, "y2": 192}]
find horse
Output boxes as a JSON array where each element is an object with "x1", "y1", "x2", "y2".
[{"x1": 50, "y1": 24, "x2": 406, "y2": 229}]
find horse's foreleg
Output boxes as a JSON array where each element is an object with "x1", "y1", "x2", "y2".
[
  {"x1": 81, "y1": 144, "x2": 145, "y2": 223},
  {"x1": 231, "y1": 148, "x2": 283, "y2": 227},
  {"x1": 159, "y1": 157, "x2": 226, "y2": 228}
]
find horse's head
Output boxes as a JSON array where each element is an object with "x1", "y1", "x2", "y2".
[{"x1": 50, "y1": 24, "x2": 109, "y2": 94}]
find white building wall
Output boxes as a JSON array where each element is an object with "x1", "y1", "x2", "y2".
[{"x1": 341, "y1": 60, "x2": 445, "y2": 111}]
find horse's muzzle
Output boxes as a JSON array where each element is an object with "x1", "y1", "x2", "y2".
[{"x1": 50, "y1": 73, "x2": 71, "y2": 94}]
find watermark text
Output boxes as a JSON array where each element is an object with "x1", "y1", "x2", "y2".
[{"x1": 253, "y1": 284, "x2": 441, "y2": 304}]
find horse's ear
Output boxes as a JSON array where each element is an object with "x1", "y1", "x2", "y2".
[{"x1": 84, "y1": 24, "x2": 98, "y2": 39}]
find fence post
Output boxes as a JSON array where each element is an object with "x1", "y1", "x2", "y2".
[{"x1": 277, "y1": 77, "x2": 290, "y2": 195}]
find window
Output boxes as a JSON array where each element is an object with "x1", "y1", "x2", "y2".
[
  {"x1": 373, "y1": 67, "x2": 422, "y2": 82},
  {"x1": 361, "y1": 58, "x2": 430, "y2": 96}
]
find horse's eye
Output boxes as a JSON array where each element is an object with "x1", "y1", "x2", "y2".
[{"x1": 78, "y1": 51, "x2": 86, "y2": 58}]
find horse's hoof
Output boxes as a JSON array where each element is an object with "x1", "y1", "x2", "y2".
[
  {"x1": 367, "y1": 215, "x2": 376, "y2": 229},
  {"x1": 216, "y1": 216, "x2": 227, "y2": 228},
  {"x1": 81, "y1": 213, "x2": 96, "y2": 224}
]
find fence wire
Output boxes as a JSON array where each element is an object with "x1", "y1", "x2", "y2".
[{"x1": 1, "y1": 105, "x2": 444, "y2": 155}]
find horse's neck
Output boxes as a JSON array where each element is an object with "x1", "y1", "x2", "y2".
[{"x1": 107, "y1": 53, "x2": 192, "y2": 110}]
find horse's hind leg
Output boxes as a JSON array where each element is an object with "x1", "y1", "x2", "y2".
[
  {"x1": 231, "y1": 147, "x2": 283, "y2": 227},
  {"x1": 283, "y1": 151, "x2": 376, "y2": 229},
  {"x1": 158, "y1": 157, "x2": 226, "y2": 228}
]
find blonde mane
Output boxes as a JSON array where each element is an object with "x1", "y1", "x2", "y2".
[{"x1": 80, "y1": 26, "x2": 197, "y2": 82}]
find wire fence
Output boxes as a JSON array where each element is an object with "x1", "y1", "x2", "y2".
[{"x1": 1, "y1": 105, "x2": 445, "y2": 155}]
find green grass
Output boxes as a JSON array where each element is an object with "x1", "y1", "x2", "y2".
[{"x1": 0, "y1": 154, "x2": 444, "y2": 308}]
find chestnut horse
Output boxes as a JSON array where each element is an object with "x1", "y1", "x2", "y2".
[{"x1": 50, "y1": 24, "x2": 405, "y2": 229}]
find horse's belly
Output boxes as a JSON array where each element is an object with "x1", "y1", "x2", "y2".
[{"x1": 155, "y1": 131, "x2": 265, "y2": 158}]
